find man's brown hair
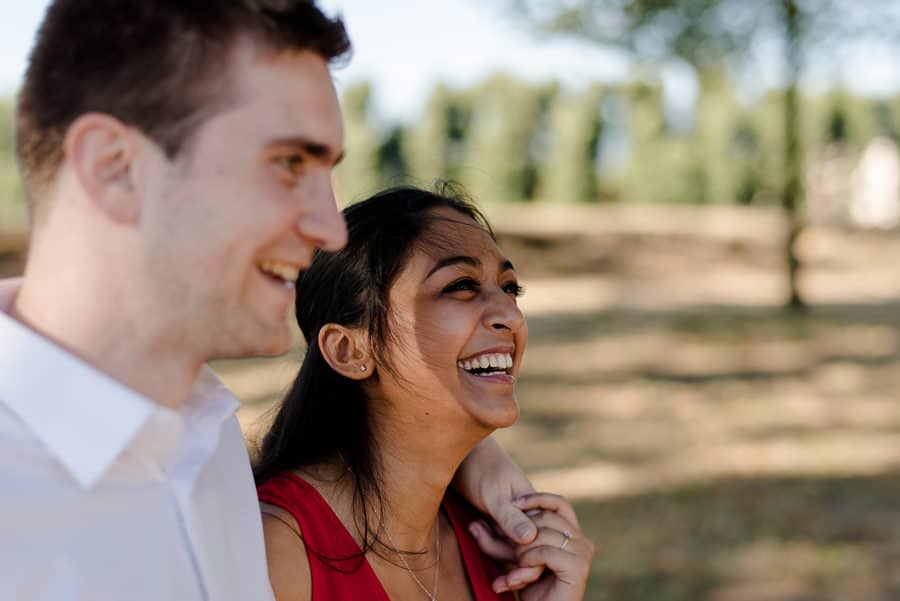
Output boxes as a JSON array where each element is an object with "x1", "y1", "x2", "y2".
[{"x1": 15, "y1": 0, "x2": 351, "y2": 220}]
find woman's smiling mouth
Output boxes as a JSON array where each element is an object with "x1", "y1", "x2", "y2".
[{"x1": 457, "y1": 351, "x2": 514, "y2": 377}]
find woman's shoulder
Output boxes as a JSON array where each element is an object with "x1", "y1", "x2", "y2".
[
  {"x1": 257, "y1": 470, "x2": 364, "y2": 562},
  {"x1": 257, "y1": 471, "x2": 330, "y2": 516},
  {"x1": 261, "y1": 501, "x2": 312, "y2": 601}
]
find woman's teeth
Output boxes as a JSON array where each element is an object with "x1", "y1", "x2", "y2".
[
  {"x1": 258, "y1": 260, "x2": 299, "y2": 288},
  {"x1": 457, "y1": 353, "x2": 514, "y2": 375}
]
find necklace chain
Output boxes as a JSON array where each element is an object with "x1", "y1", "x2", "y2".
[{"x1": 384, "y1": 517, "x2": 441, "y2": 601}]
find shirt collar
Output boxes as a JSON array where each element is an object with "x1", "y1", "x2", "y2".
[{"x1": 0, "y1": 278, "x2": 240, "y2": 489}]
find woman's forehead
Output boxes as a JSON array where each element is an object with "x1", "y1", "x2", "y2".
[{"x1": 417, "y1": 214, "x2": 502, "y2": 262}]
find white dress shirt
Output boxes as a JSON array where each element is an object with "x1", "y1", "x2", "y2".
[{"x1": 0, "y1": 279, "x2": 275, "y2": 601}]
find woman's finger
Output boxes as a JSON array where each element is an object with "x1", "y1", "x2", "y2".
[
  {"x1": 518, "y1": 544, "x2": 593, "y2": 587},
  {"x1": 519, "y1": 509, "x2": 580, "y2": 545},
  {"x1": 513, "y1": 492, "x2": 580, "y2": 528},
  {"x1": 515, "y1": 526, "x2": 586, "y2": 561},
  {"x1": 491, "y1": 566, "x2": 545, "y2": 594},
  {"x1": 468, "y1": 520, "x2": 517, "y2": 562}
]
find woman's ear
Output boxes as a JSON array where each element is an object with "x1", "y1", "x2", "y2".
[{"x1": 318, "y1": 324, "x2": 373, "y2": 380}]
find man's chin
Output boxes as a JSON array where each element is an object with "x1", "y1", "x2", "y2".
[
  {"x1": 214, "y1": 327, "x2": 293, "y2": 360},
  {"x1": 250, "y1": 332, "x2": 293, "y2": 358}
]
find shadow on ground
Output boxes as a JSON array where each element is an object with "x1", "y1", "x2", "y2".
[{"x1": 575, "y1": 473, "x2": 900, "y2": 601}]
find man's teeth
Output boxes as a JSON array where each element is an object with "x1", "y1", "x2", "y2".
[
  {"x1": 258, "y1": 260, "x2": 299, "y2": 286},
  {"x1": 456, "y1": 353, "x2": 514, "y2": 374}
]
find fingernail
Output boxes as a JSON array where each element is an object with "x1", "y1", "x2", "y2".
[
  {"x1": 494, "y1": 582, "x2": 509, "y2": 593},
  {"x1": 515, "y1": 522, "x2": 536, "y2": 540},
  {"x1": 513, "y1": 495, "x2": 530, "y2": 507},
  {"x1": 468, "y1": 523, "x2": 480, "y2": 538}
]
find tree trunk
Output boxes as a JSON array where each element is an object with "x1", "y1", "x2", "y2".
[{"x1": 783, "y1": 0, "x2": 806, "y2": 310}]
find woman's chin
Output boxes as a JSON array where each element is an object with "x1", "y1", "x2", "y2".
[{"x1": 474, "y1": 399, "x2": 520, "y2": 430}]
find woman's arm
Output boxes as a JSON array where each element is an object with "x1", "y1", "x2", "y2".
[{"x1": 261, "y1": 503, "x2": 312, "y2": 601}]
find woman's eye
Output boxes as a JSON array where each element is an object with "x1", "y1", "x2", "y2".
[
  {"x1": 504, "y1": 282, "x2": 525, "y2": 297},
  {"x1": 442, "y1": 278, "x2": 479, "y2": 294}
]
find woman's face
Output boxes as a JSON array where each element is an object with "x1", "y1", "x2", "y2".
[{"x1": 374, "y1": 207, "x2": 528, "y2": 432}]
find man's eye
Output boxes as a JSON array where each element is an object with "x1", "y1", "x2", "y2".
[
  {"x1": 277, "y1": 155, "x2": 304, "y2": 173},
  {"x1": 442, "y1": 279, "x2": 479, "y2": 294}
]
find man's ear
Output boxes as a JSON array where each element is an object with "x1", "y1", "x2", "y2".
[
  {"x1": 318, "y1": 323, "x2": 374, "y2": 380},
  {"x1": 63, "y1": 112, "x2": 140, "y2": 225}
]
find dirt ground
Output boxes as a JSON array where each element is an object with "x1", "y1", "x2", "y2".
[
  {"x1": 6, "y1": 204, "x2": 900, "y2": 599},
  {"x1": 228, "y1": 205, "x2": 900, "y2": 601}
]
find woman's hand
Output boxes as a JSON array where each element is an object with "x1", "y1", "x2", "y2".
[{"x1": 499, "y1": 493, "x2": 594, "y2": 600}]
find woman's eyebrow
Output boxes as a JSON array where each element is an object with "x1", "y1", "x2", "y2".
[
  {"x1": 499, "y1": 259, "x2": 516, "y2": 273},
  {"x1": 425, "y1": 255, "x2": 480, "y2": 279}
]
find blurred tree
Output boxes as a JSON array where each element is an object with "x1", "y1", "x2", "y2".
[
  {"x1": 692, "y1": 69, "x2": 767, "y2": 206},
  {"x1": 694, "y1": 68, "x2": 741, "y2": 205},
  {"x1": 498, "y1": 0, "x2": 900, "y2": 308},
  {"x1": 0, "y1": 100, "x2": 26, "y2": 229},
  {"x1": 403, "y1": 84, "x2": 454, "y2": 185},
  {"x1": 376, "y1": 125, "x2": 409, "y2": 188},
  {"x1": 892, "y1": 94, "x2": 900, "y2": 141},
  {"x1": 822, "y1": 89, "x2": 877, "y2": 152},
  {"x1": 872, "y1": 100, "x2": 898, "y2": 142},
  {"x1": 536, "y1": 84, "x2": 603, "y2": 203},
  {"x1": 619, "y1": 80, "x2": 697, "y2": 204},
  {"x1": 402, "y1": 84, "x2": 477, "y2": 186},
  {"x1": 460, "y1": 74, "x2": 545, "y2": 203},
  {"x1": 333, "y1": 82, "x2": 381, "y2": 204}
]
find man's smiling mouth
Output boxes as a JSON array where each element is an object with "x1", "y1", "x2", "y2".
[{"x1": 257, "y1": 259, "x2": 299, "y2": 288}]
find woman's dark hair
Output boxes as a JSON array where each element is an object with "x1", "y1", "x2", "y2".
[{"x1": 254, "y1": 182, "x2": 494, "y2": 558}]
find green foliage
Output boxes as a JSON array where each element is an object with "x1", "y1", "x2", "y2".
[
  {"x1": 402, "y1": 84, "x2": 475, "y2": 186},
  {"x1": 536, "y1": 85, "x2": 603, "y2": 203},
  {"x1": 458, "y1": 74, "x2": 544, "y2": 203},
  {"x1": 0, "y1": 99, "x2": 26, "y2": 229},
  {"x1": 376, "y1": 125, "x2": 408, "y2": 187},
  {"x1": 328, "y1": 76, "x2": 898, "y2": 209},
  {"x1": 818, "y1": 89, "x2": 878, "y2": 153},
  {"x1": 692, "y1": 70, "x2": 770, "y2": 206},
  {"x1": 892, "y1": 96, "x2": 900, "y2": 141},
  {"x1": 333, "y1": 82, "x2": 382, "y2": 204},
  {"x1": 617, "y1": 81, "x2": 698, "y2": 204}
]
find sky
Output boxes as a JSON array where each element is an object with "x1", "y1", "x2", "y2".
[{"x1": 2, "y1": 0, "x2": 899, "y2": 124}]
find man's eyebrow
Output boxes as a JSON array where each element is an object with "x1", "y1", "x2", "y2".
[
  {"x1": 267, "y1": 136, "x2": 344, "y2": 166},
  {"x1": 426, "y1": 255, "x2": 481, "y2": 279}
]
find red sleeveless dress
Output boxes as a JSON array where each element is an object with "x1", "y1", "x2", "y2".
[{"x1": 258, "y1": 472, "x2": 516, "y2": 600}]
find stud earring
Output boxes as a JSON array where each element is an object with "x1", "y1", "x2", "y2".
[{"x1": 360, "y1": 365, "x2": 367, "y2": 372}]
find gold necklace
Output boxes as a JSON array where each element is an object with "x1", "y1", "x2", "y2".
[{"x1": 384, "y1": 517, "x2": 441, "y2": 601}]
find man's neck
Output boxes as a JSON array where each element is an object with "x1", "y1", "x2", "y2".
[{"x1": 10, "y1": 274, "x2": 203, "y2": 410}]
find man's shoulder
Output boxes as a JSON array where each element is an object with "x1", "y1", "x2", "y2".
[
  {"x1": 0, "y1": 401, "x2": 83, "y2": 516},
  {"x1": 0, "y1": 399, "x2": 44, "y2": 455}
]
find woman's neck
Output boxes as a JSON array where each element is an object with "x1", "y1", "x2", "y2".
[
  {"x1": 306, "y1": 408, "x2": 490, "y2": 553},
  {"x1": 373, "y1": 408, "x2": 490, "y2": 549}
]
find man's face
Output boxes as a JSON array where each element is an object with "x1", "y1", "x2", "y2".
[{"x1": 137, "y1": 40, "x2": 346, "y2": 360}]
